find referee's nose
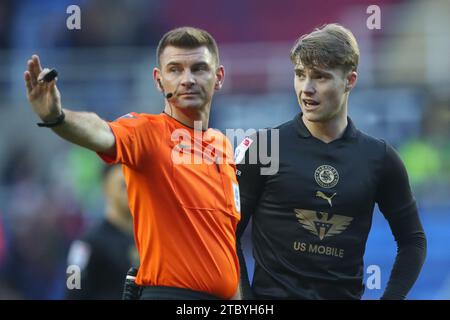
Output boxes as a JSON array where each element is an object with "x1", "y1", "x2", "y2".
[{"x1": 180, "y1": 70, "x2": 195, "y2": 88}]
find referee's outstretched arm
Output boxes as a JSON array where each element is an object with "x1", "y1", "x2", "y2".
[{"x1": 24, "y1": 54, "x2": 116, "y2": 157}]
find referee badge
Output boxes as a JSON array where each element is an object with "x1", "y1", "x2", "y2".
[{"x1": 314, "y1": 165, "x2": 339, "y2": 188}]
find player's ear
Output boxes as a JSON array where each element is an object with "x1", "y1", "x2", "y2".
[
  {"x1": 345, "y1": 71, "x2": 357, "y2": 92},
  {"x1": 214, "y1": 65, "x2": 225, "y2": 90}
]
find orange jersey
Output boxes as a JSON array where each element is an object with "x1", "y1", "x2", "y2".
[{"x1": 97, "y1": 112, "x2": 240, "y2": 299}]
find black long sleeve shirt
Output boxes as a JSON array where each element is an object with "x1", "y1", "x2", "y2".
[{"x1": 236, "y1": 113, "x2": 426, "y2": 300}]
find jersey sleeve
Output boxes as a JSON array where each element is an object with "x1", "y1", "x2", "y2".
[
  {"x1": 97, "y1": 113, "x2": 162, "y2": 168},
  {"x1": 235, "y1": 132, "x2": 268, "y2": 299},
  {"x1": 236, "y1": 132, "x2": 267, "y2": 237},
  {"x1": 376, "y1": 143, "x2": 417, "y2": 219},
  {"x1": 376, "y1": 142, "x2": 427, "y2": 299}
]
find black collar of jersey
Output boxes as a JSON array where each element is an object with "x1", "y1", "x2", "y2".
[{"x1": 294, "y1": 113, "x2": 358, "y2": 140}]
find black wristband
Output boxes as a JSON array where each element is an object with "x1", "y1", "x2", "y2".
[{"x1": 37, "y1": 110, "x2": 65, "y2": 127}]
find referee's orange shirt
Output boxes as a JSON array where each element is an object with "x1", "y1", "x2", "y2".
[{"x1": 97, "y1": 112, "x2": 240, "y2": 299}]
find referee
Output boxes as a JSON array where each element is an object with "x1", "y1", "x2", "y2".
[
  {"x1": 24, "y1": 27, "x2": 241, "y2": 300},
  {"x1": 236, "y1": 24, "x2": 426, "y2": 300}
]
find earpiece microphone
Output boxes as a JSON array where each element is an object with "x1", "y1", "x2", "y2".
[
  {"x1": 158, "y1": 79, "x2": 174, "y2": 99},
  {"x1": 158, "y1": 79, "x2": 175, "y2": 117}
]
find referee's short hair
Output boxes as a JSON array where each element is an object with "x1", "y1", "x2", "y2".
[
  {"x1": 290, "y1": 23, "x2": 360, "y2": 73},
  {"x1": 156, "y1": 26, "x2": 220, "y2": 67}
]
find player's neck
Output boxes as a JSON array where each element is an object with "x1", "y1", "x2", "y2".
[
  {"x1": 164, "y1": 105, "x2": 210, "y2": 130},
  {"x1": 302, "y1": 112, "x2": 348, "y2": 144}
]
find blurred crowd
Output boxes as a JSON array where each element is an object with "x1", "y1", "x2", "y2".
[
  {"x1": 0, "y1": 0, "x2": 162, "y2": 50},
  {"x1": 0, "y1": 145, "x2": 85, "y2": 298}
]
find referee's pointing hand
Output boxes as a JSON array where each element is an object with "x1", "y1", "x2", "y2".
[{"x1": 24, "y1": 54, "x2": 62, "y2": 122}]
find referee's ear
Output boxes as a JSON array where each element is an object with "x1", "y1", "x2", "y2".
[
  {"x1": 214, "y1": 65, "x2": 225, "y2": 90},
  {"x1": 153, "y1": 67, "x2": 163, "y2": 93}
]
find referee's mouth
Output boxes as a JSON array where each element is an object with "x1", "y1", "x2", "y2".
[{"x1": 179, "y1": 92, "x2": 200, "y2": 97}]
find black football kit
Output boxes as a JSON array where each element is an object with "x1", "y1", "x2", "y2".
[{"x1": 236, "y1": 113, "x2": 426, "y2": 299}]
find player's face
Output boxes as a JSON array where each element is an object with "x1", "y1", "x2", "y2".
[
  {"x1": 155, "y1": 46, "x2": 224, "y2": 110},
  {"x1": 294, "y1": 63, "x2": 350, "y2": 123}
]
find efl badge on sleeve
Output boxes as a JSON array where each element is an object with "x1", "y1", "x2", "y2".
[{"x1": 234, "y1": 137, "x2": 254, "y2": 164}]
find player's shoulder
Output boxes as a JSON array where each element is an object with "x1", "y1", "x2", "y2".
[
  {"x1": 355, "y1": 129, "x2": 389, "y2": 157},
  {"x1": 265, "y1": 118, "x2": 298, "y2": 143},
  {"x1": 247, "y1": 119, "x2": 295, "y2": 139},
  {"x1": 274, "y1": 118, "x2": 296, "y2": 131},
  {"x1": 234, "y1": 119, "x2": 294, "y2": 157},
  {"x1": 254, "y1": 118, "x2": 296, "y2": 143}
]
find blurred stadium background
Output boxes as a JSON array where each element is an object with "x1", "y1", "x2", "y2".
[{"x1": 0, "y1": 0, "x2": 449, "y2": 299}]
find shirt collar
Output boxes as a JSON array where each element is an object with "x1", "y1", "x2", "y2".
[{"x1": 294, "y1": 113, "x2": 358, "y2": 139}]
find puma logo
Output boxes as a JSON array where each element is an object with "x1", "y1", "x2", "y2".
[{"x1": 316, "y1": 191, "x2": 337, "y2": 207}]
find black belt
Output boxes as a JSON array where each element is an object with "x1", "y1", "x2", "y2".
[{"x1": 140, "y1": 286, "x2": 221, "y2": 300}]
